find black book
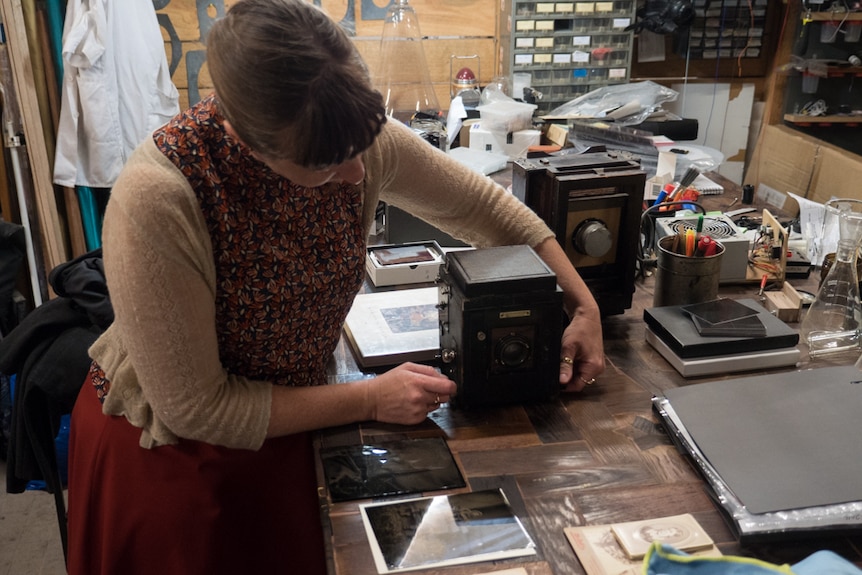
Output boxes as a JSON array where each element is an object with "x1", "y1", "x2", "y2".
[{"x1": 643, "y1": 298, "x2": 798, "y2": 359}]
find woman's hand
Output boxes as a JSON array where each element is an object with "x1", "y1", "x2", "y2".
[
  {"x1": 558, "y1": 308, "x2": 605, "y2": 392},
  {"x1": 367, "y1": 363, "x2": 457, "y2": 424}
]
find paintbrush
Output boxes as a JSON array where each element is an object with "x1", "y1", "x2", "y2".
[{"x1": 667, "y1": 167, "x2": 701, "y2": 202}]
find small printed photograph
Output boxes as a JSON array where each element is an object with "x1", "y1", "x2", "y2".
[
  {"x1": 566, "y1": 515, "x2": 720, "y2": 575},
  {"x1": 361, "y1": 489, "x2": 536, "y2": 573},
  {"x1": 610, "y1": 514, "x2": 715, "y2": 560},
  {"x1": 380, "y1": 303, "x2": 438, "y2": 334},
  {"x1": 371, "y1": 245, "x2": 440, "y2": 266}
]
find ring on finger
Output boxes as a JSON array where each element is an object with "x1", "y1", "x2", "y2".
[
  {"x1": 580, "y1": 376, "x2": 596, "y2": 385},
  {"x1": 434, "y1": 394, "x2": 440, "y2": 405},
  {"x1": 560, "y1": 356, "x2": 573, "y2": 365}
]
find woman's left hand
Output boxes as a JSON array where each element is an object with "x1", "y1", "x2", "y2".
[{"x1": 558, "y1": 309, "x2": 605, "y2": 392}]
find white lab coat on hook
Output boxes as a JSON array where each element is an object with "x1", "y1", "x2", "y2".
[{"x1": 53, "y1": 0, "x2": 179, "y2": 188}]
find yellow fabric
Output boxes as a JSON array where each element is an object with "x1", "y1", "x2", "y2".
[{"x1": 643, "y1": 542, "x2": 797, "y2": 575}]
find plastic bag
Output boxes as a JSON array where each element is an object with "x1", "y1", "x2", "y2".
[{"x1": 545, "y1": 80, "x2": 678, "y2": 125}]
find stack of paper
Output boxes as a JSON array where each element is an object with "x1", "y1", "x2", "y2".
[{"x1": 691, "y1": 172, "x2": 724, "y2": 195}]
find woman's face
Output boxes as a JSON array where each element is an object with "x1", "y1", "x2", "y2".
[{"x1": 224, "y1": 120, "x2": 366, "y2": 187}]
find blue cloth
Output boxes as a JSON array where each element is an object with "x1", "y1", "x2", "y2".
[
  {"x1": 645, "y1": 543, "x2": 862, "y2": 575},
  {"x1": 794, "y1": 550, "x2": 862, "y2": 575}
]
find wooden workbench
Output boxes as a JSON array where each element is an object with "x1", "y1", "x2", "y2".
[{"x1": 315, "y1": 174, "x2": 862, "y2": 575}]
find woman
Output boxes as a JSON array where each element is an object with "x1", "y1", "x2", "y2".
[{"x1": 66, "y1": 0, "x2": 604, "y2": 573}]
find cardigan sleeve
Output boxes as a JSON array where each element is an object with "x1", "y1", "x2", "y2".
[
  {"x1": 90, "y1": 139, "x2": 272, "y2": 450},
  {"x1": 363, "y1": 120, "x2": 555, "y2": 248}
]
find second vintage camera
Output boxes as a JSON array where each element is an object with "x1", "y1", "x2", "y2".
[
  {"x1": 513, "y1": 151, "x2": 646, "y2": 316},
  {"x1": 438, "y1": 245, "x2": 563, "y2": 409}
]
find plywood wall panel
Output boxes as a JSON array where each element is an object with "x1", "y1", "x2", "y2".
[{"x1": 155, "y1": 0, "x2": 497, "y2": 111}]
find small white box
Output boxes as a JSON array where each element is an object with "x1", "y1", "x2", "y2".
[
  {"x1": 468, "y1": 125, "x2": 506, "y2": 155},
  {"x1": 365, "y1": 241, "x2": 445, "y2": 287},
  {"x1": 476, "y1": 100, "x2": 537, "y2": 133},
  {"x1": 468, "y1": 125, "x2": 540, "y2": 160}
]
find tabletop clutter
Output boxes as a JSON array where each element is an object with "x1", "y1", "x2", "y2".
[{"x1": 334, "y1": 78, "x2": 862, "y2": 573}]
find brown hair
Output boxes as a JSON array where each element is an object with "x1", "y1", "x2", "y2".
[{"x1": 207, "y1": 0, "x2": 386, "y2": 167}]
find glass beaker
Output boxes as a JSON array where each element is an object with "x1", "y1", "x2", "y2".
[
  {"x1": 801, "y1": 238, "x2": 862, "y2": 357},
  {"x1": 821, "y1": 198, "x2": 862, "y2": 265},
  {"x1": 377, "y1": 0, "x2": 441, "y2": 124}
]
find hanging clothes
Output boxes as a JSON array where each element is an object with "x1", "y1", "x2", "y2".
[{"x1": 53, "y1": 0, "x2": 180, "y2": 188}]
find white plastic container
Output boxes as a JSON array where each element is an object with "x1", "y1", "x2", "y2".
[{"x1": 476, "y1": 100, "x2": 537, "y2": 133}]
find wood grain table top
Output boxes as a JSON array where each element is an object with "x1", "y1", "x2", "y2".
[{"x1": 315, "y1": 176, "x2": 862, "y2": 574}]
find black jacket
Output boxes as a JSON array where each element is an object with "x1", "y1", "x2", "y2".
[{"x1": 0, "y1": 249, "x2": 111, "y2": 493}]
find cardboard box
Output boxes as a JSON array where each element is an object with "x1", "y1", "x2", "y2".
[
  {"x1": 747, "y1": 124, "x2": 862, "y2": 213},
  {"x1": 365, "y1": 241, "x2": 445, "y2": 287},
  {"x1": 809, "y1": 144, "x2": 862, "y2": 205},
  {"x1": 468, "y1": 125, "x2": 541, "y2": 159},
  {"x1": 747, "y1": 125, "x2": 817, "y2": 215}
]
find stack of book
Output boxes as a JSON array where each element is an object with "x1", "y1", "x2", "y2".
[{"x1": 643, "y1": 298, "x2": 800, "y2": 377}]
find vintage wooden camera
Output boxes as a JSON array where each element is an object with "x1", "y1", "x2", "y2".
[
  {"x1": 513, "y1": 151, "x2": 646, "y2": 316},
  {"x1": 438, "y1": 245, "x2": 563, "y2": 409}
]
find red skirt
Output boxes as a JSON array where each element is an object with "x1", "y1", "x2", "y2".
[{"x1": 67, "y1": 373, "x2": 327, "y2": 575}]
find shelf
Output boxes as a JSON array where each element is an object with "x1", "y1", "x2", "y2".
[
  {"x1": 804, "y1": 11, "x2": 862, "y2": 21},
  {"x1": 784, "y1": 114, "x2": 862, "y2": 126}
]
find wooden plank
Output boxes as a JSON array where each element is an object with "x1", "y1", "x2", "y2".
[
  {"x1": 20, "y1": 0, "x2": 55, "y2": 161},
  {"x1": 355, "y1": 37, "x2": 496, "y2": 84},
  {"x1": 167, "y1": 40, "x2": 493, "y2": 112},
  {"x1": 0, "y1": 146, "x2": 12, "y2": 222},
  {"x1": 156, "y1": 0, "x2": 497, "y2": 40},
  {"x1": 761, "y1": 1, "x2": 797, "y2": 127},
  {"x1": 0, "y1": 0, "x2": 67, "y2": 282},
  {"x1": 62, "y1": 186, "x2": 88, "y2": 258},
  {"x1": 742, "y1": 0, "x2": 796, "y2": 185},
  {"x1": 35, "y1": 7, "x2": 60, "y2": 135},
  {"x1": 156, "y1": 0, "x2": 497, "y2": 110}
]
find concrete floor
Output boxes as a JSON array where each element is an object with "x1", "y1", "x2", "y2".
[{"x1": 0, "y1": 462, "x2": 67, "y2": 575}]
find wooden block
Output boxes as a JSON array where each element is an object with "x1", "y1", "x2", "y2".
[
  {"x1": 763, "y1": 282, "x2": 802, "y2": 323},
  {"x1": 543, "y1": 123, "x2": 569, "y2": 147}
]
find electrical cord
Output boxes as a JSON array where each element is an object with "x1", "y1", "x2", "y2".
[{"x1": 637, "y1": 200, "x2": 708, "y2": 278}]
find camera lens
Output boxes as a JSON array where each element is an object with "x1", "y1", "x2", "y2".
[{"x1": 496, "y1": 335, "x2": 531, "y2": 367}]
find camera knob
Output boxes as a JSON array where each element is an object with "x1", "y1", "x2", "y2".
[
  {"x1": 572, "y1": 219, "x2": 612, "y2": 258},
  {"x1": 441, "y1": 348, "x2": 457, "y2": 363}
]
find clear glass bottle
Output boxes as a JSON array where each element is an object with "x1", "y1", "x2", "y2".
[
  {"x1": 801, "y1": 239, "x2": 862, "y2": 357},
  {"x1": 377, "y1": 0, "x2": 441, "y2": 124}
]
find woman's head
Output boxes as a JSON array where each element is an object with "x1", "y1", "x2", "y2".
[{"x1": 207, "y1": 0, "x2": 386, "y2": 169}]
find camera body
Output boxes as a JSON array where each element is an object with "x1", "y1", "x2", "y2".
[
  {"x1": 438, "y1": 245, "x2": 563, "y2": 409},
  {"x1": 512, "y1": 151, "x2": 646, "y2": 316}
]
